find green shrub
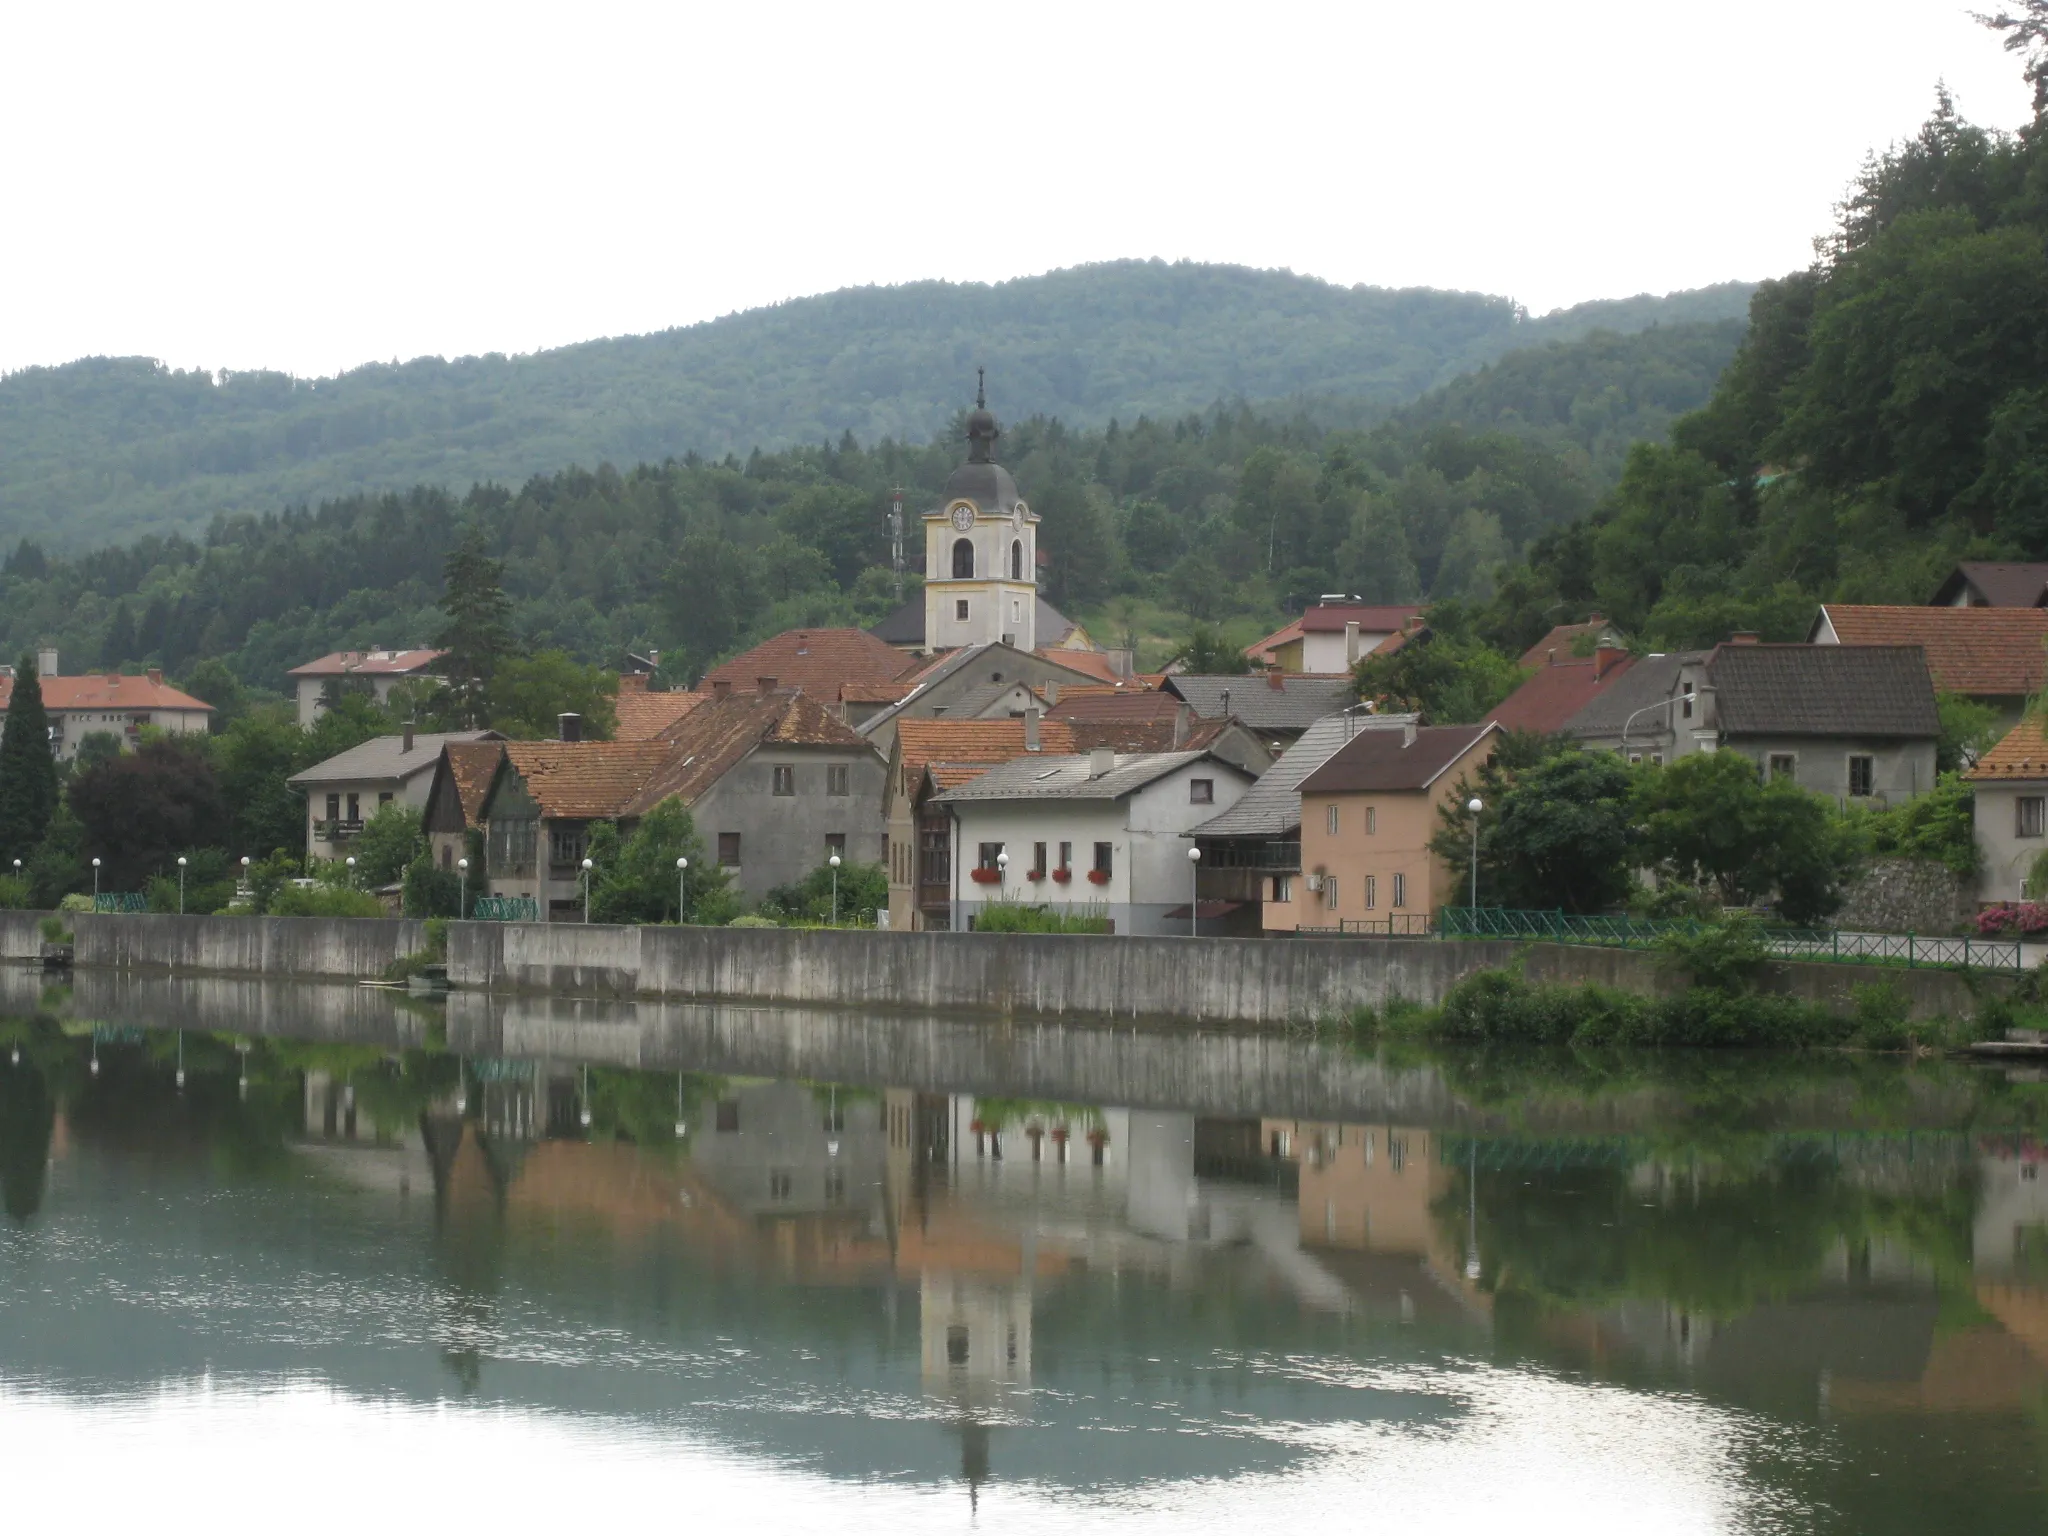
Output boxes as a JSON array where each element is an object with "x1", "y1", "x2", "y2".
[
  {"x1": 971, "y1": 902, "x2": 1113, "y2": 934},
  {"x1": 267, "y1": 884, "x2": 384, "y2": 918},
  {"x1": 1657, "y1": 914, "x2": 1769, "y2": 993},
  {"x1": 728, "y1": 914, "x2": 779, "y2": 929},
  {"x1": 0, "y1": 874, "x2": 31, "y2": 909},
  {"x1": 57, "y1": 894, "x2": 93, "y2": 914},
  {"x1": 38, "y1": 916, "x2": 68, "y2": 943}
]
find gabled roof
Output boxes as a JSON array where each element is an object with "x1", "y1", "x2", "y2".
[
  {"x1": 897, "y1": 718, "x2": 1080, "y2": 790},
  {"x1": 287, "y1": 648, "x2": 445, "y2": 678},
  {"x1": 1165, "y1": 673, "x2": 1355, "y2": 731},
  {"x1": 1245, "y1": 618, "x2": 1303, "y2": 668},
  {"x1": 1297, "y1": 723, "x2": 1497, "y2": 794},
  {"x1": 1707, "y1": 643, "x2": 1940, "y2": 739},
  {"x1": 0, "y1": 671, "x2": 215, "y2": 714},
  {"x1": 931, "y1": 749, "x2": 1237, "y2": 804},
  {"x1": 627, "y1": 690, "x2": 874, "y2": 814},
  {"x1": 1038, "y1": 648, "x2": 1122, "y2": 684},
  {"x1": 699, "y1": 628, "x2": 914, "y2": 703},
  {"x1": 866, "y1": 595, "x2": 1090, "y2": 652},
  {"x1": 855, "y1": 642, "x2": 1106, "y2": 738},
  {"x1": 614, "y1": 683, "x2": 705, "y2": 741},
  {"x1": 1486, "y1": 651, "x2": 1634, "y2": 735},
  {"x1": 442, "y1": 740, "x2": 508, "y2": 824},
  {"x1": 1562, "y1": 651, "x2": 1706, "y2": 739},
  {"x1": 286, "y1": 731, "x2": 499, "y2": 788},
  {"x1": 1193, "y1": 715, "x2": 1362, "y2": 839},
  {"x1": 1968, "y1": 718, "x2": 2048, "y2": 782},
  {"x1": 1517, "y1": 617, "x2": 1621, "y2": 669},
  {"x1": 495, "y1": 741, "x2": 678, "y2": 820},
  {"x1": 1930, "y1": 562, "x2": 2048, "y2": 608},
  {"x1": 1811, "y1": 604, "x2": 2048, "y2": 697},
  {"x1": 1298, "y1": 603, "x2": 1428, "y2": 634}
]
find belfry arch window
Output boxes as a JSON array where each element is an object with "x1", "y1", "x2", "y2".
[
  {"x1": 1011, "y1": 539, "x2": 1023, "y2": 580},
  {"x1": 952, "y1": 538, "x2": 974, "y2": 579}
]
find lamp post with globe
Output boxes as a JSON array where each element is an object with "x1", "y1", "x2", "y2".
[
  {"x1": 581, "y1": 857, "x2": 594, "y2": 923},
  {"x1": 1186, "y1": 845, "x2": 1202, "y2": 938},
  {"x1": 828, "y1": 853, "x2": 841, "y2": 926},
  {"x1": 176, "y1": 855, "x2": 187, "y2": 915},
  {"x1": 675, "y1": 856, "x2": 689, "y2": 923}
]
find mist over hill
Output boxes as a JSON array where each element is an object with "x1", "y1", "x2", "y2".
[{"x1": 0, "y1": 261, "x2": 1753, "y2": 552}]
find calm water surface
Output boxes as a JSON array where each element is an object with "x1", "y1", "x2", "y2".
[{"x1": 1, "y1": 970, "x2": 2045, "y2": 1533}]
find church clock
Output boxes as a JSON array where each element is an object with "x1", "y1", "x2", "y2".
[{"x1": 950, "y1": 503, "x2": 977, "y2": 532}]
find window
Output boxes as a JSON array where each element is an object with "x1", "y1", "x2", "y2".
[
  {"x1": 715, "y1": 1099, "x2": 740, "y2": 1132},
  {"x1": 1681, "y1": 682, "x2": 1695, "y2": 720},
  {"x1": 548, "y1": 825, "x2": 586, "y2": 868},
  {"x1": 1393, "y1": 873, "x2": 1407, "y2": 908},
  {"x1": 827, "y1": 764, "x2": 850, "y2": 796},
  {"x1": 1650, "y1": 753, "x2": 1665, "y2": 767},
  {"x1": 767, "y1": 1169, "x2": 793, "y2": 1201},
  {"x1": 952, "y1": 538, "x2": 974, "y2": 579},
  {"x1": 978, "y1": 842, "x2": 1003, "y2": 871},
  {"x1": 956, "y1": 599, "x2": 970, "y2": 622},
  {"x1": 1848, "y1": 755, "x2": 1876, "y2": 798},
  {"x1": 1093, "y1": 841, "x2": 1113, "y2": 875},
  {"x1": 1058, "y1": 840, "x2": 1072, "y2": 873},
  {"x1": 1366, "y1": 805, "x2": 1377, "y2": 836},
  {"x1": 825, "y1": 832, "x2": 846, "y2": 857},
  {"x1": 325, "y1": 793, "x2": 340, "y2": 822},
  {"x1": 1190, "y1": 777, "x2": 1214, "y2": 805},
  {"x1": 824, "y1": 1168, "x2": 846, "y2": 1205},
  {"x1": 1364, "y1": 874, "x2": 1377, "y2": 909},
  {"x1": 1768, "y1": 753, "x2": 1796, "y2": 781},
  {"x1": 2020, "y1": 797, "x2": 2047, "y2": 839},
  {"x1": 1273, "y1": 875, "x2": 1292, "y2": 903},
  {"x1": 717, "y1": 832, "x2": 742, "y2": 866},
  {"x1": 1011, "y1": 539, "x2": 1023, "y2": 580},
  {"x1": 1628, "y1": 753, "x2": 1643, "y2": 766},
  {"x1": 440, "y1": 844, "x2": 452, "y2": 870},
  {"x1": 1032, "y1": 841, "x2": 1047, "y2": 876},
  {"x1": 346, "y1": 792, "x2": 360, "y2": 822},
  {"x1": 378, "y1": 791, "x2": 393, "y2": 806},
  {"x1": 772, "y1": 764, "x2": 795, "y2": 796},
  {"x1": 1326, "y1": 804, "x2": 1339, "y2": 836},
  {"x1": 1324, "y1": 877, "x2": 1339, "y2": 909}
]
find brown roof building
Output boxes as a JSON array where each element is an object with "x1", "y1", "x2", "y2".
[
  {"x1": 1810, "y1": 604, "x2": 2048, "y2": 705},
  {"x1": 1486, "y1": 646, "x2": 1635, "y2": 735},
  {"x1": 699, "y1": 628, "x2": 914, "y2": 710},
  {"x1": 613, "y1": 675, "x2": 705, "y2": 741},
  {"x1": 0, "y1": 655, "x2": 215, "y2": 763}
]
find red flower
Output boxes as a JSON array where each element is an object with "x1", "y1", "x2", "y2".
[
  {"x1": 1086, "y1": 869, "x2": 1111, "y2": 886},
  {"x1": 1051, "y1": 869, "x2": 1072, "y2": 884},
  {"x1": 969, "y1": 868, "x2": 1003, "y2": 885}
]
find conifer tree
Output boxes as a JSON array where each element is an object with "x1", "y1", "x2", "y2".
[
  {"x1": 0, "y1": 655, "x2": 60, "y2": 866},
  {"x1": 434, "y1": 522, "x2": 513, "y2": 727}
]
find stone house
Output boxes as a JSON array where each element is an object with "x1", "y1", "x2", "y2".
[
  {"x1": 421, "y1": 739, "x2": 512, "y2": 871},
  {"x1": 1292, "y1": 721, "x2": 1500, "y2": 932},
  {"x1": 1810, "y1": 604, "x2": 2048, "y2": 729},
  {"x1": 930, "y1": 748, "x2": 1256, "y2": 936},
  {"x1": 286, "y1": 726, "x2": 500, "y2": 862},
  {"x1": 0, "y1": 648, "x2": 215, "y2": 762},
  {"x1": 286, "y1": 648, "x2": 445, "y2": 729},
  {"x1": 856, "y1": 641, "x2": 1110, "y2": 760},
  {"x1": 1968, "y1": 719, "x2": 2048, "y2": 903}
]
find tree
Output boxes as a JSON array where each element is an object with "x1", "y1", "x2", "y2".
[
  {"x1": 586, "y1": 798, "x2": 727, "y2": 924},
  {"x1": 214, "y1": 705, "x2": 320, "y2": 861},
  {"x1": 66, "y1": 739, "x2": 231, "y2": 891},
  {"x1": 764, "y1": 858, "x2": 887, "y2": 925},
  {"x1": 1171, "y1": 624, "x2": 1254, "y2": 675},
  {"x1": 352, "y1": 802, "x2": 424, "y2": 887},
  {"x1": 435, "y1": 521, "x2": 513, "y2": 727},
  {"x1": 0, "y1": 655, "x2": 59, "y2": 867},
  {"x1": 70, "y1": 732, "x2": 124, "y2": 777},
  {"x1": 1354, "y1": 634, "x2": 1524, "y2": 724},
  {"x1": 1635, "y1": 752, "x2": 1859, "y2": 924},
  {"x1": 1435, "y1": 750, "x2": 1640, "y2": 913},
  {"x1": 486, "y1": 651, "x2": 618, "y2": 740},
  {"x1": 178, "y1": 657, "x2": 245, "y2": 727}
]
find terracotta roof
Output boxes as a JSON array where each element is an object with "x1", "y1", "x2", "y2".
[
  {"x1": 897, "y1": 718, "x2": 1080, "y2": 789},
  {"x1": 1517, "y1": 617, "x2": 1620, "y2": 669},
  {"x1": 1038, "y1": 648, "x2": 1121, "y2": 684},
  {"x1": 287, "y1": 648, "x2": 445, "y2": 678},
  {"x1": 840, "y1": 680, "x2": 919, "y2": 705},
  {"x1": 1707, "y1": 643, "x2": 1940, "y2": 738},
  {"x1": 700, "y1": 628, "x2": 919, "y2": 702},
  {"x1": 614, "y1": 687, "x2": 705, "y2": 741},
  {"x1": 1298, "y1": 603, "x2": 1428, "y2": 634},
  {"x1": 1298, "y1": 723, "x2": 1498, "y2": 794},
  {"x1": 1813, "y1": 605, "x2": 2048, "y2": 696},
  {"x1": 443, "y1": 741, "x2": 507, "y2": 823},
  {"x1": 1486, "y1": 651, "x2": 1634, "y2": 734},
  {"x1": 1969, "y1": 718, "x2": 2048, "y2": 781},
  {"x1": 495, "y1": 741, "x2": 676, "y2": 820},
  {"x1": 0, "y1": 671, "x2": 215, "y2": 714},
  {"x1": 627, "y1": 690, "x2": 874, "y2": 814},
  {"x1": 1245, "y1": 618, "x2": 1303, "y2": 667},
  {"x1": 1046, "y1": 691, "x2": 1184, "y2": 724},
  {"x1": 1931, "y1": 562, "x2": 2048, "y2": 608}
]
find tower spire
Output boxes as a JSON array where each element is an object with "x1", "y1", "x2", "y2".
[{"x1": 976, "y1": 366, "x2": 985, "y2": 410}]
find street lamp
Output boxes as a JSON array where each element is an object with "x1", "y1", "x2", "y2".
[
  {"x1": 995, "y1": 849, "x2": 1008, "y2": 904},
  {"x1": 675, "y1": 855, "x2": 688, "y2": 923},
  {"x1": 344, "y1": 855, "x2": 357, "y2": 889},
  {"x1": 177, "y1": 855, "x2": 187, "y2": 915},
  {"x1": 1465, "y1": 1139, "x2": 1481, "y2": 1281},
  {"x1": 457, "y1": 857, "x2": 469, "y2": 920},
  {"x1": 1465, "y1": 797, "x2": 1483, "y2": 912},
  {"x1": 581, "y1": 856, "x2": 594, "y2": 923},
  {"x1": 91, "y1": 857, "x2": 101, "y2": 900},
  {"x1": 1186, "y1": 845, "x2": 1202, "y2": 938},
  {"x1": 828, "y1": 852, "x2": 841, "y2": 926}
]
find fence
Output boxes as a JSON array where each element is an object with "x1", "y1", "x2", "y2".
[
  {"x1": 91, "y1": 893, "x2": 148, "y2": 914},
  {"x1": 471, "y1": 896, "x2": 540, "y2": 922},
  {"x1": 1438, "y1": 906, "x2": 2024, "y2": 973}
]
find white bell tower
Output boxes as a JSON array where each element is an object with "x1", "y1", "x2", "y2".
[{"x1": 924, "y1": 372, "x2": 1037, "y2": 653}]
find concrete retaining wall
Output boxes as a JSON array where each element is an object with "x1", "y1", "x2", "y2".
[
  {"x1": 71, "y1": 912, "x2": 430, "y2": 980},
  {"x1": 0, "y1": 910, "x2": 51, "y2": 961}
]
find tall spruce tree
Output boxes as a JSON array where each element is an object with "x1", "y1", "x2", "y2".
[
  {"x1": 434, "y1": 522, "x2": 513, "y2": 727},
  {"x1": 0, "y1": 655, "x2": 60, "y2": 866}
]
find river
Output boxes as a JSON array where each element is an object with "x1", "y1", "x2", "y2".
[{"x1": 0, "y1": 971, "x2": 2043, "y2": 1533}]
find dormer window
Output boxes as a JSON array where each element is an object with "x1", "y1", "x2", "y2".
[{"x1": 953, "y1": 539, "x2": 974, "y2": 579}]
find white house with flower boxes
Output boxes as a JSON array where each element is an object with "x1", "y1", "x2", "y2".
[{"x1": 928, "y1": 747, "x2": 1255, "y2": 935}]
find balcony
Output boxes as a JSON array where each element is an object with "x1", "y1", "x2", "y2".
[{"x1": 316, "y1": 818, "x2": 365, "y2": 844}]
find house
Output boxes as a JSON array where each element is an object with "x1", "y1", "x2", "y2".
[
  {"x1": 885, "y1": 714, "x2": 1080, "y2": 932},
  {"x1": 1809, "y1": 604, "x2": 2048, "y2": 721},
  {"x1": 1043, "y1": 687, "x2": 1275, "y2": 776},
  {"x1": 1929, "y1": 562, "x2": 2048, "y2": 608},
  {"x1": 698, "y1": 627, "x2": 914, "y2": 716},
  {"x1": 1163, "y1": 672, "x2": 1358, "y2": 749},
  {"x1": 855, "y1": 641, "x2": 1109, "y2": 760},
  {"x1": 285, "y1": 726, "x2": 501, "y2": 862},
  {"x1": 471, "y1": 739, "x2": 680, "y2": 919},
  {"x1": 1516, "y1": 615, "x2": 1624, "y2": 669},
  {"x1": 1244, "y1": 617, "x2": 1305, "y2": 671},
  {"x1": 1558, "y1": 650, "x2": 1707, "y2": 760},
  {"x1": 0, "y1": 649, "x2": 214, "y2": 761},
  {"x1": 1191, "y1": 714, "x2": 1371, "y2": 933},
  {"x1": 1293, "y1": 721, "x2": 1500, "y2": 932},
  {"x1": 613, "y1": 674, "x2": 705, "y2": 740},
  {"x1": 421, "y1": 739, "x2": 510, "y2": 872},
  {"x1": 286, "y1": 648, "x2": 445, "y2": 729},
  {"x1": 1967, "y1": 719, "x2": 2048, "y2": 903},
  {"x1": 1485, "y1": 645, "x2": 1635, "y2": 736},
  {"x1": 929, "y1": 748, "x2": 1257, "y2": 935},
  {"x1": 1261, "y1": 603, "x2": 1428, "y2": 674},
  {"x1": 1670, "y1": 641, "x2": 1941, "y2": 804}
]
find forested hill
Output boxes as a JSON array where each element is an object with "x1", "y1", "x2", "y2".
[{"x1": 0, "y1": 262, "x2": 1752, "y2": 552}]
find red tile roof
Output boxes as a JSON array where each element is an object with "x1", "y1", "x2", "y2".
[
  {"x1": 443, "y1": 741, "x2": 507, "y2": 824},
  {"x1": 630, "y1": 690, "x2": 873, "y2": 813},
  {"x1": 1298, "y1": 603, "x2": 1429, "y2": 634},
  {"x1": 1517, "y1": 617, "x2": 1617, "y2": 669},
  {"x1": 1245, "y1": 618, "x2": 1303, "y2": 667},
  {"x1": 287, "y1": 648, "x2": 445, "y2": 677},
  {"x1": 1037, "y1": 648, "x2": 1122, "y2": 684},
  {"x1": 1486, "y1": 651, "x2": 1634, "y2": 734},
  {"x1": 699, "y1": 628, "x2": 915, "y2": 703},
  {"x1": 0, "y1": 671, "x2": 214, "y2": 714},
  {"x1": 1815, "y1": 605, "x2": 2048, "y2": 696},
  {"x1": 498, "y1": 741, "x2": 677, "y2": 819},
  {"x1": 1969, "y1": 718, "x2": 2048, "y2": 781},
  {"x1": 897, "y1": 719, "x2": 1080, "y2": 785},
  {"x1": 614, "y1": 686, "x2": 705, "y2": 741}
]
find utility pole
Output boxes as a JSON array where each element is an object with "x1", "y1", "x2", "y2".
[{"x1": 890, "y1": 487, "x2": 905, "y2": 602}]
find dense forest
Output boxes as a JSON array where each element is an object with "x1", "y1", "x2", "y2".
[{"x1": 0, "y1": 263, "x2": 1752, "y2": 553}]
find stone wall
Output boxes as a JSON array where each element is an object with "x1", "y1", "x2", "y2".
[
  {"x1": 71, "y1": 912, "x2": 430, "y2": 979},
  {"x1": 0, "y1": 911, "x2": 51, "y2": 962},
  {"x1": 1834, "y1": 857, "x2": 1977, "y2": 936}
]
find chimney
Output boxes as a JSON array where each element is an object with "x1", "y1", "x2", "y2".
[
  {"x1": 105, "y1": 673, "x2": 120, "y2": 687},
  {"x1": 1221, "y1": 688, "x2": 1232, "y2": 718},
  {"x1": 1089, "y1": 747, "x2": 1115, "y2": 779},
  {"x1": 1045, "y1": 680, "x2": 1061, "y2": 706},
  {"x1": 648, "y1": 649, "x2": 660, "y2": 668},
  {"x1": 1728, "y1": 631, "x2": 1760, "y2": 646},
  {"x1": 147, "y1": 667, "x2": 163, "y2": 686},
  {"x1": 1402, "y1": 720, "x2": 1417, "y2": 748},
  {"x1": 757, "y1": 676, "x2": 777, "y2": 694},
  {"x1": 1344, "y1": 620, "x2": 1362, "y2": 665},
  {"x1": 619, "y1": 673, "x2": 648, "y2": 693},
  {"x1": 402, "y1": 718, "x2": 415, "y2": 753},
  {"x1": 1173, "y1": 703, "x2": 1189, "y2": 748},
  {"x1": 1594, "y1": 645, "x2": 1627, "y2": 679},
  {"x1": 711, "y1": 678, "x2": 732, "y2": 701},
  {"x1": 36, "y1": 645, "x2": 56, "y2": 678},
  {"x1": 558, "y1": 712, "x2": 583, "y2": 742},
  {"x1": 1024, "y1": 707, "x2": 1041, "y2": 752},
  {"x1": 1107, "y1": 648, "x2": 1134, "y2": 680},
  {"x1": 1546, "y1": 647, "x2": 1557, "y2": 666},
  {"x1": 1266, "y1": 670, "x2": 1284, "y2": 690}
]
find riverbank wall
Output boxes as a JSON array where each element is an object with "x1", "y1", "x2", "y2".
[{"x1": 1, "y1": 912, "x2": 2002, "y2": 1027}]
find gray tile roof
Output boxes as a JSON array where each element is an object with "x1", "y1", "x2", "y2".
[
  {"x1": 1707, "y1": 643, "x2": 1940, "y2": 738},
  {"x1": 1562, "y1": 652, "x2": 1705, "y2": 739},
  {"x1": 1166, "y1": 673, "x2": 1355, "y2": 731},
  {"x1": 1191, "y1": 715, "x2": 1360, "y2": 838},
  {"x1": 866, "y1": 596, "x2": 1085, "y2": 649},
  {"x1": 1298, "y1": 722, "x2": 1497, "y2": 794},
  {"x1": 931, "y1": 749, "x2": 1224, "y2": 804},
  {"x1": 286, "y1": 731, "x2": 498, "y2": 787}
]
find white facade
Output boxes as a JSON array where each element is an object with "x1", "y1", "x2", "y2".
[
  {"x1": 924, "y1": 501, "x2": 1037, "y2": 653},
  {"x1": 1300, "y1": 626, "x2": 1401, "y2": 673}
]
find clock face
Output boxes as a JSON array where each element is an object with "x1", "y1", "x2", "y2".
[
  {"x1": 950, "y1": 503, "x2": 976, "y2": 532},
  {"x1": 1011, "y1": 504, "x2": 1026, "y2": 531}
]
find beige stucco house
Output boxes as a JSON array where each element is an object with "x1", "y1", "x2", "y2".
[{"x1": 1970, "y1": 719, "x2": 2048, "y2": 903}]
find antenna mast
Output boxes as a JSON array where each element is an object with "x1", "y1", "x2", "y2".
[{"x1": 890, "y1": 487, "x2": 905, "y2": 601}]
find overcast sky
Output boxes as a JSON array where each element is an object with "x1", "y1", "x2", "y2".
[{"x1": 0, "y1": 1, "x2": 2031, "y2": 380}]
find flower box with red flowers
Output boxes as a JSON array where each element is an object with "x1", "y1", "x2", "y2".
[
  {"x1": 1024, "y1": 869, "x2": 1045, "y2": 883},
  {"x1": 969, "y1": 867, "x2": 1003, "y2": 885},
  {"x1": 1051, "y1": 868, "x2": 1073, "y2": 884},
  {"x1": 1086, "y1": 869, "x2": 1111, "y2": 886}
]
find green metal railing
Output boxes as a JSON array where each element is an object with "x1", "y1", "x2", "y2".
[
  {"x1": 1439, "y1": 906, "x2": 2025, "y2": 973},
  {"x1": 471, "y1": 896, "x2": 540, "y2": 922},
  {"x1": 91, "y1": 893, "x2": 148, "y2": 914}
]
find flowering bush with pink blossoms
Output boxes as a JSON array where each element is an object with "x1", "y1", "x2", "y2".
[{"x1": 1977, "y1": 903, "x2": 2048, "y2": 937}]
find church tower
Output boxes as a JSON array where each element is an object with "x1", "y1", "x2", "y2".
[{"x1": 924, "y1": 373, "x2": 1037, "y2": 652}]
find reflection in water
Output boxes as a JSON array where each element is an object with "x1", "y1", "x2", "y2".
[{"x1": 0, "y1": 975, "x2": 2046, "y2": 1531}]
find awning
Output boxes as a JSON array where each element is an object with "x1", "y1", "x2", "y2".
[{"x1": 1160, "y1": 900, "x2": 1245, "y2": 920}]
